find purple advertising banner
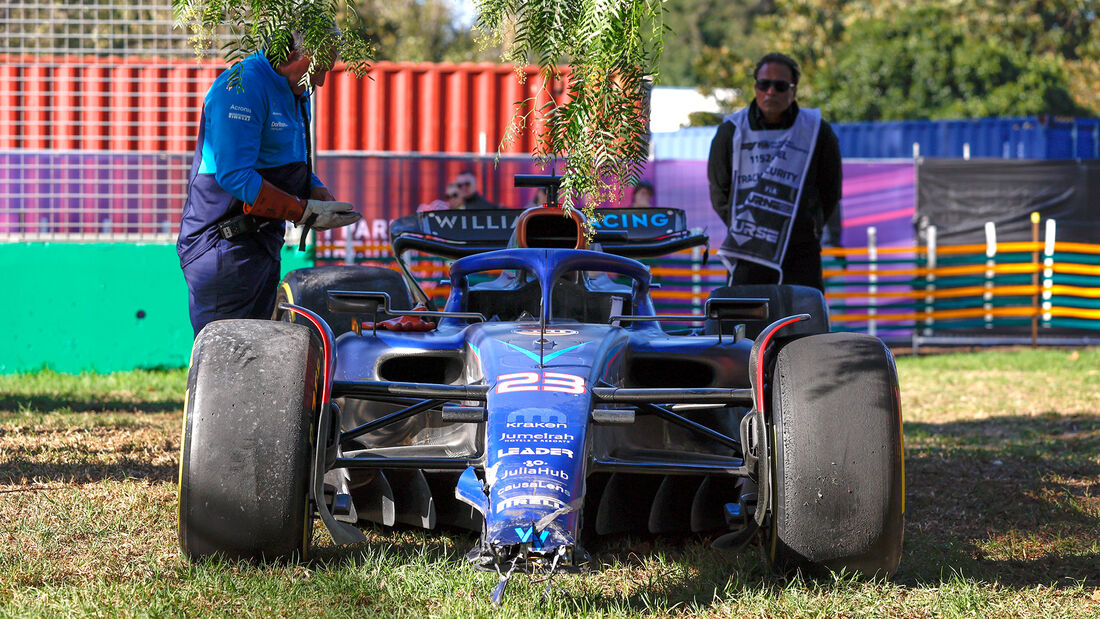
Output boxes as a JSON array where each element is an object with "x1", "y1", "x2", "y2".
[
  {"x1": 651, "y1": 159, "x2": 915, "y2": 250},
  {"x1": 314, "y1": 157, "x2": 916, "y2": 254},
  {"x1": 0, "y1": 151, "x2": 187, "y2": 236},
  {"x1": 2, "y1": 152, "x2": 915, "y2": 251}
]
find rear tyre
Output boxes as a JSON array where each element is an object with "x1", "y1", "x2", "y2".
[
  {"x1": 276, "y1": 265, "x2": 413, "y2": 336},
  {"x1": 705, "y1": 284, "x2": 829, "y2": 339},
  {"x1": 178, "y1": 319, "x2": 321, "y2": 561},
  {"x1": 766, "y1": 332, "x2": 904, "y2": 577}
]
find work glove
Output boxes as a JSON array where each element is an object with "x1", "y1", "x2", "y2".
[{"x1": 298, "y1": 200, "x2": 361, "y2": 231}]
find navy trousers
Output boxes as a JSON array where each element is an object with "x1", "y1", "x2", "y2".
[{"x1": 183, "y1": 237, "x2": 280, "y2": 337}]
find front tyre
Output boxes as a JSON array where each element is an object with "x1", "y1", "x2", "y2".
[
  {"x1": 766, "y1": 332, "x2": 904, "y2": 577},
  {"x1": 178, "y1": 319, "x2": 321, "y2": 561}
]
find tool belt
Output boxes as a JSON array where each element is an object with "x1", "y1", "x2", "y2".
[{"x1": 216, "y1": 213, "x2": 262, "y2": 240}]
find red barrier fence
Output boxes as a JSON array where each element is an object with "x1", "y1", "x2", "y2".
[
  {"x1": 0, "y1": 55, "x2": 220, "y2": 153},
  {"x1": 0, "y1": 55, "x2": 567, "y2": 155},
  {"x1": 313, "y1": 61, "x2": 569, "y2": 154}
]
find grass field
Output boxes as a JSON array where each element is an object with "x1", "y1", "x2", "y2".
[{"x1": 1, "y1": 348, "x2": 1098, "y2": 617}]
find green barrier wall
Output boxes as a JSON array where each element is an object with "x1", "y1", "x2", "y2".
[{"x1": 2, "y1": 243, "x2": 312, "y2": 374}]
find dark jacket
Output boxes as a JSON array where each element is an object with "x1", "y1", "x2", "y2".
[
  {"x1": 463, "y1": 192, "x2": 501, "y2": 210},
  {"x1": 707, "y1": 101, "x2": 841, "y2": 253}
]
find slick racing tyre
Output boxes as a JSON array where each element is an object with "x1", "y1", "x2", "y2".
[
  {"x1": 179, "y1": 319, "x2": 321, "y2": 561},
  {"x1": 705, "y1": 284, "x2": 829, "y2": 340},
  {"x1": 276, "y1": 265, "x2": 413, "y2": 336},
  {"x1": 765, "y1": 332, "x2": 904, "y2": 577}
]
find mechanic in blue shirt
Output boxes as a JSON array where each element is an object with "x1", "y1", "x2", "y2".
[{"x1": 177, "y1": 31, "x2": 360, "y2": 337}]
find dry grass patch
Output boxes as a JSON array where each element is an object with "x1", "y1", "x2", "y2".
[
  {"x1": 0, "y1": 407, "x2": 182, "y2": 597},
  {"x1": 898, "y1": 347, "x2": 1100, "y2": 423},
  {"x1": 1, "y1": 351, "x2": 1099, "y2": 616}
]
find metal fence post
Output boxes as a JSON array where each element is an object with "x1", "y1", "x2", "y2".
[
  {"x1": 1030, "y1": 212, "x2": 1040, "y2": 346},
  {"x1": 867, "y1": 226, "x2": 877, "y2": 338},
  {"x1": 984, "y1": 221, "x2": 997, "y2": 329},
  {"x1": 1042, "y1": 218, "x2": 1056, "y2": 328},
  {"x1": 691, "y1": 245, "x2": 703, "y2": 313},
  {"x1": 923, "y1": 225, "x2": 937, "y2": 337}
]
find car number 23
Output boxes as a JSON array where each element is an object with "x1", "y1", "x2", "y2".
[{"x1": 495, "y1": 371, "x2": 586, "y2": 395}]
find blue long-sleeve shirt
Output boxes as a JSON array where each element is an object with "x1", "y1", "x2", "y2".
[{"x1": 178, "y1": 52, "x2": 324, "y2": 268}]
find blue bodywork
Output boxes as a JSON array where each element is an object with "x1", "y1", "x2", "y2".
[
  {"x1": 330, "y1": 246, "x2": 757, "y2": 573},
  {"x1": 180, "y1": 198, "x2": 903, "y2": 593}
]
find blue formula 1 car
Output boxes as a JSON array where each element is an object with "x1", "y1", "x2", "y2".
[{"x1": 178, "y1": 176, "x2": 904, "y2": 601}]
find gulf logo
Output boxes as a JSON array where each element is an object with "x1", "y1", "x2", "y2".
[{"x1": 513, "y1": 328, "x2": 578, "y2": 336}]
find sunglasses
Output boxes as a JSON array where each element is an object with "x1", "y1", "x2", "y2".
[
  {"x1": 755, "y1": 79, "x2": 794, "y2": 93},
  {"x1": 456, "y1": 181, "x2": 472, "y2": 187}
]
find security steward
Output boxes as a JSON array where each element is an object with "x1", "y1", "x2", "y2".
[
  {"x1": 707, "y1": 52, "x2": 841, "y2": 292},
  {"x1": 177, "y1": 33, "x2": 360, "y2": 337}
]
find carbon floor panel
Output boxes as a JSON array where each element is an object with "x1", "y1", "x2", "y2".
[
  {"x1": 385, "y1": 469, "x2": 437, "y2": 529},
  {"x1": 595, "y1": 473, "x2": 664, "y2": 535},
  {"x1": 690, "y1": 475, "x2": 739, "y2": 532},
  {"x1": 350, "y1": 471, "x2": 396, "y2": 526},
  {"x1": 649, "y1": 475, "x2": 704, "y2": 533}
]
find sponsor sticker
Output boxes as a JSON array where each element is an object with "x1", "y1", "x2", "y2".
[
  {"x1": 499, "y1": 431, "x2": 575, "y2": 444},
  {"x1": 496, "y1": 495, "x2": 566, "y2": 513},
  {"x1": 513, "y1": 526, "x2": 550, "y2": 547},
  {"x1": 513, "y1": 328, "x2": 577, "y2": 336},
  {"x1": 499, "y1": 479, "x2": 566, "y2": 494},
  {"x1": 503, "y1": 410, "x2": 569, "y2": 430},
  {"x1": 496, "y1": 447, "x2": 574, "y2": 459},
  {"x1": 499, "y1": 466, "x2": 569, "y2": 481}
]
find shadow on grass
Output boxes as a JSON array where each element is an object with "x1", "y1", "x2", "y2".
[
  {"x1": 309, "y1": 522, "x2": 475, "y2": 567},
  {"x1": 309, "y1": 524, "x2": 779, "y2": 611},
  {"x1": 564, "y1": 534, "x2": 779, "y2": 611},
  {"x1": 0, "y1": 457, "x2": 178, "y2": 485},
  {"x1": 898, "y1": 413, "x2": 1100, "y2": 588},
  {"x1": 0, "y1": 393, "x2": 183, "y2": 414},
  {"x1": 300, "y1": 412, "x2": 1098, "y2": 610}
]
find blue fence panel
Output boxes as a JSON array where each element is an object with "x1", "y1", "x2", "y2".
[
  {"x1": 835, "y1": 117, "x2": 1099, "y2": 160},
  {"x1": 1047, "y1": 117, "x2": 1100, "y2": 159},
  {"x1": 652, "y1": 117, "x2": 1100, "y2": 161}
]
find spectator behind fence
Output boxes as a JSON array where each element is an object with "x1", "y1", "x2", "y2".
[
  {"x1": 418, "y1": 183, "x2": 460, "y2": 212},
  {"x1": 455, "y1": 170, "x2": 500, "y2": 209},
  {"x1": 445, "y1": 183, "x2": 465, "y2": 209},
  {"x1": 706, "y1": 52, "x2": 841, "y2": 292},
  {"x1": 525, "y1": 187, "x2": 549, "y2": 209},
  {"x1": 630, "y1": 181, "x2": 654, "y2": 208},
  {"x1": 177, "y1": 29, "x2": 360, "y2": 338}
]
